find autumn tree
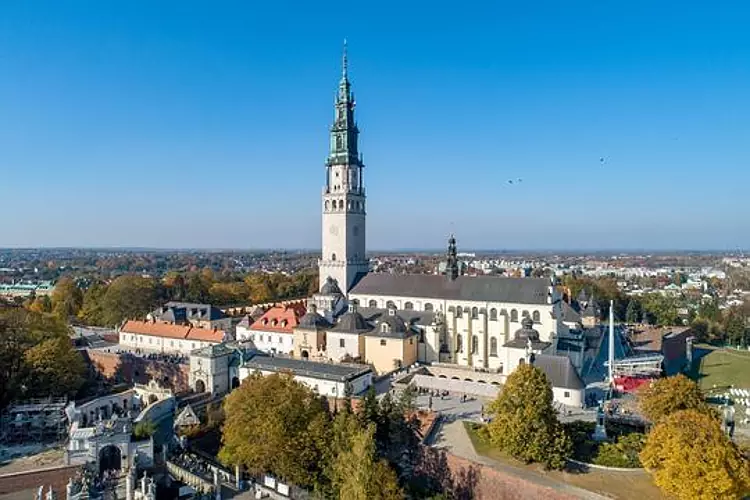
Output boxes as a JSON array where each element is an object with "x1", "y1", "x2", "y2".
[
  {"x1": 100, "y1": 275, "x2": 159, "y2": 326},
  {"x1": 487, "y1": 363, "x2": 571, "y2": 469},
  {"x1": 0, "y1": 309, "x2": 85, "y2": 408},
  {"x1": 51, "y1": 276, "x2": 83, "y2": 319},
  {"x1": 78, "y1": 282, "x2": 107, "y2": 325},
  {"x1": 331, "y1": 423, "x2": 403, "y2": 500},
  {"x1": 638, "y1": 374, "x2": 711, "y2": 423},
  {"x1": 219, "y1": 372, "x2": 330, "y2": 490},
  {"x1": 640, "y1": 410, "x2": 750, "y2": 500}
]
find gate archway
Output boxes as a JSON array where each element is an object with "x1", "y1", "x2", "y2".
[{"x1": 99, "y1": 445, "x2": 121, "y2": 475}]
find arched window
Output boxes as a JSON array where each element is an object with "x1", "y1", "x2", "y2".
[
  {"x1": 471, "y1": 335, "x2": 478, "y2": 354},
  {"x1": 336, "y1": 135, "x2": 342, "y2": 149},
  {"x1": 339, "y1": 200, "x2": 345, "y2": 210},
  {"x1": 404, "y1": 301, "x2": 413, "y2": 310},
  {"x1": 490, "y1": 308, "x2": 498, "y2": 321},
  {"x1": 368, "y1": 299, "x2": 377, "y2": 308},
  {"x1": 490, "y1": 337, "x2": 498, "y2": 356},
  {"x1": 471, "y1": 307, "x2": 478, "y2": 319},
  {"x1": 532, "y1": 310, "x2": 540, "y2": 323},
  {"x1": 381, "y1": 323, "x2": 390, "y2": 333},
  {"x1": 448, "y1": 306, "x2": 455, "y2": 313},
  {"x1": 456, "y1": 334, "x2": 463, "y2": 352},
  {"x1": 518, "y1": 358, "x2": 525, "y2": 365},
  {"x1": 510, "y1": 309, "x2": 518, "y2": 322},
  {"x1": 324, "y1": 200, "x2": 330, "y2": 211},
  {"x1": 424, "y1": 303, "x2": 434, "y2": 311},
  {"x1": 386, "y1": 300, "x2": 396, "y2": 309},
  {"x1": 352, "y1": 299, "x2": 359, "y2": 305},
  {"x1": 331, "y1": 253, "x2": 336, "y2": 261},
  {"x1": 522, "y1": 310, "x2": 530, "y2": 319},
  {"x1": 455, "y1": 307, "x2": 463, "y2": 318}
]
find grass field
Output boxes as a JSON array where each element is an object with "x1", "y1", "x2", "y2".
[
  {"x1": 692, "y1": 345, "x2": 750, "y2": 391},
  {"x1": 463, "y1": 422, "x2": 665, "y2": 500}
]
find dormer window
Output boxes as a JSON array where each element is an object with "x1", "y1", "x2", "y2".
[
  {"x1": 281, "y1": 320, "x2": 288, "y2": 328},
  {"x1": 381, "y1": 323, "x2": 390, "y2": 333},
  {"x1": 272, "y1": 319, "x2": 278, "y2": 327},
  {"x1": 263, "y1": 318, "x2": 268, "y2": 325}
]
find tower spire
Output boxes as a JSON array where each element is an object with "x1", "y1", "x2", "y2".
[{"x1": 342, "y1": 39, "x2": 348, "y2": 80}]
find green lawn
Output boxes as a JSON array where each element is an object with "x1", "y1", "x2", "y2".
[
  {"x1": 463, "y1": 422, "x2": 665, "y2": 500},
  {"x1": 692, "y1": 346, "x2": 750, "y2": 391}
]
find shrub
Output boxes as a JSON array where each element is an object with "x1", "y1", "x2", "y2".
[{"x1": 593, "y1": 433, "x2": 645, "y2": 468}]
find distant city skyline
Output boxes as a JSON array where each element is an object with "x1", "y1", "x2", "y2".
[{"x1": 1, "y1": 2, "x2": 749, "y2": 250}]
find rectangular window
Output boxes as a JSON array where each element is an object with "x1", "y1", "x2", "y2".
[
  {"x1": 564, "y1": 391, "x2": 570, "y2": 398},
  {"x1": 339, "y1": 339, "x2": 345, "y2": 348},
  {"x1": 380, "y1": 339, "x2": 386, "y2": 346}
]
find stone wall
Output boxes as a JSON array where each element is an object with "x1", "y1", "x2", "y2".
[
  {"x1": 85, "y1": 350, "x2": 191, "y2": 394},
  {"x1": 0, "y1": 465, "x2": 80, "y2": 499},
  {"x1": 416, "y1": 447, "x2": 580, "y2": 500}
]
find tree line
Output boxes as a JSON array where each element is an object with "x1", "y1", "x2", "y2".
[
  {"x1": 564, "y1": 276, "x2": 750, "y2": 347},
  {"x1": 24, "y1": 269, "x2": 319, "y2": 327}
]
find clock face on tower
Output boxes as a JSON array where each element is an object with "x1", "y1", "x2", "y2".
[{"x1": 329, "y1": 225, "x2": 339, "y2": 236}]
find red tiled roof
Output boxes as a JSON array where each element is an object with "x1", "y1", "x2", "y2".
[
  {"x1": 187, "y1": 327, "x2": 225, "y2": 342},
  {"x1": 249, "y1": 304, "x2": 305, "y2": 333},
  {"x1": 121, "y1": 320, "x2": 224, "y2": 343}
]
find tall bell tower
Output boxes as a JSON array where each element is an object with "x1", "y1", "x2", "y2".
[{"x1": 319, "y1": 42, "x2": 368, "y2": 293}]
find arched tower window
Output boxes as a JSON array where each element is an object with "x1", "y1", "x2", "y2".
[
  {"x1": 331, "y1": 253, "x2": 336, "y2": 261},
  {"x1": 490, "y1": 308, "x2": 498, "y2": 321},
  {"x1": 471, "y1": 307, "x2": 478, "y2": 319},
  {"x1": 325, "y1": 200, "x2": 330, "y2": 211},
  {"x1": 368, "y1": 299, "x2": 377, "y2": 308},
  {"x1": 456, "y1": 334, "x2": 463, "y2": 352},
  {"x1": 336, "y1": 135, "x2": 343, "y2": 149},
  {"x1": 510, "y1": 309, "x2": 518, "y2": 322},
  {"x1": 471, "y1": 335, "x2": 478, "y2": 354},
  {"x1": 424, "y1": 303, "x2": 434, "y2": 312},
  {"x1": 455, "y1": 307, "x2": 462, "y2": 318},
  {"x1": 490, "y1": 338, "x2": 498, "y2": 356},
  {"x1": 532, "y1": 310, "x2": 541, "y2": 323}
]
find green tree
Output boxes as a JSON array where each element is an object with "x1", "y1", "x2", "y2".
[
  {"x1": 219, "y1": 372, "x2": 330, "y2": 489},
  {"x1": 487, "y1": 363, "x2": 572, "y2": 469},
  {"x1": 51, "y1": 276, "x2": 83, "y2": 319},
  {"x1": 100, "y1": 275, "x2": 158, "y2": 326},
  {"x1": 133, "y1": 420, "x2": 157, "y2": 440},
  {"x1": 593, "y1": 433, "x2": 644, "y2": 468},
  {"x1": 332, "y1": 424, "x2": 403, "y2": 500},
  {"x1": 78, "y1": 282, "x2": 107, "y2": 326},
  {"x1": 638, "y1": 374, "x2": 711, "y2": 423},
  {"x1": 724, "y1": 310, "x2": 748, "y2": 347},
  {"x1": 640, "y1": 410, "x2": 750, "y2": 500},
  {"x1": 625, "y1": 299, "x2": 642, "y2": 324},
  {"x1": 28, "y1": 295, "x2": 52, "y2": 314}
]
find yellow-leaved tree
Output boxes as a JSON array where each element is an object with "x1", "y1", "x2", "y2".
[
  {"x1": 331, "y1": 423, "x2": 403, "y2": 500},
  {"x1": 640, "y1": 409, "x2": 750, "y2": 499},
  {"x1": 638, "y1": 373, "x2": 711, "y2": 423}
]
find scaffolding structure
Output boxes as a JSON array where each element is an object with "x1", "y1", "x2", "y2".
[{"x1": 0, "y1": 397, "x2": 68, "y2": 445}]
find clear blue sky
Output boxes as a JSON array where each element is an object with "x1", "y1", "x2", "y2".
[{"x1": 1, "y1": 1, "x2": 749, "y2": 250}]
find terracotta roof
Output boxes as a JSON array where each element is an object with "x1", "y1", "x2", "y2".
[
  {"x1": 249, "y1": 305, "x2": 305, "y2": 333},
  {"x1": 187, "y1": 327, "x2": 225, "y2": 342},
  {"x1": 121, "y1": 320, "x2": 192, "y2": 340},
  {"x1": 121, "y1": 320, "x2": 224, "y2": 343}
]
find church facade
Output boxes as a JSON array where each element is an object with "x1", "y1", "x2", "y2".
[{"x1": 314, "y1": 49, "x2": 568, "y2": 378}]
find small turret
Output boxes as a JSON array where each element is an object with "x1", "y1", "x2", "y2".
[{"x1": 445, "y1": 234, "x2": 459, "y2": 281}]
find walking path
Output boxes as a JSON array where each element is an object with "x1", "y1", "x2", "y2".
[{"x1": 429, "y1": 418, "x2": 609, "y2": 500}]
